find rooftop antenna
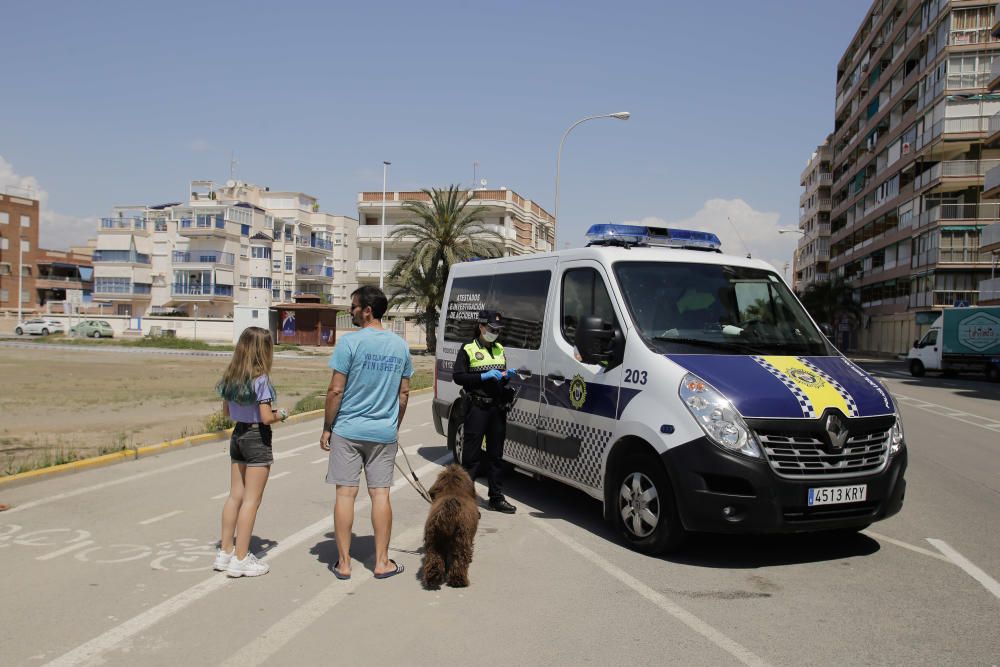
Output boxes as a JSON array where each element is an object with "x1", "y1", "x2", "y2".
[
  {"x1": 727, "y1": 216, "x2": 752, "y2": 259},
  {"x1": 230, "y1": 151, "x2": 239, "y2": 182},
  {"x1": 473, "y1": 161, "x2": 479, "y2": 189}
]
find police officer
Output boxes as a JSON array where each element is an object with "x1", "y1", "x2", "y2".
[{"x1": 452, "y1": 310, "x2": 517, "y2": 513}]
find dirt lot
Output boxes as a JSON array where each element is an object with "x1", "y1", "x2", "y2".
[{"x1": 0, "y1": 346, "x2": 434, "y2": 475}]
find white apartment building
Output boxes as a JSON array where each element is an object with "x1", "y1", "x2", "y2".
[
  {"x1": 355, "y1": 187, "x2": 554, "y2": 312},
  {"x1": 93, "y1": 180, "x2": 358, "y2": 317}
]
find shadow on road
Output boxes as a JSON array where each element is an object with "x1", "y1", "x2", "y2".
[
  {"x1": 310, "y1": 532, "x2": 375, "y2": 573},
  {"x1": 857, "y1": 360, "x2": 1000, "y2": 402},
  {"x1": 215, "y1": 535, "x2": 278, "y2": 556},
  {"x1": 503, "y1": 471, "x2": 881, "y2": 569}
]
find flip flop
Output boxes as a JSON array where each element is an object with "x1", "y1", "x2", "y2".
[
  {"x1": 373, "y1": 559, "x2": 404, "y2": 579},
  {"x1": 332, "y1": 561, "x2": 351, "y2": 580}
]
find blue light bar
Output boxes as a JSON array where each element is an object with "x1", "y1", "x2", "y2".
[{"x1": 585, "y1": 224, "x2": 722, "y2": 251}]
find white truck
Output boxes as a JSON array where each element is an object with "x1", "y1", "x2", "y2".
[{"x1": 907, "y1": 306, "x2": 1000, "y2": 381}]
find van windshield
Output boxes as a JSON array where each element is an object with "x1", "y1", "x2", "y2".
[{"x1": 613, "y1": 261, "x2": 835, "y2": 356}]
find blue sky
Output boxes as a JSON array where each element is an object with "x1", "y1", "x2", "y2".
[{"x1": 0, "y1": 0, "x2": 872, "y2": 270}]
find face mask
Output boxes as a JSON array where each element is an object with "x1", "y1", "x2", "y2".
[{"x1": 482, "y1": 330, "x2": 499, "y2": 343}]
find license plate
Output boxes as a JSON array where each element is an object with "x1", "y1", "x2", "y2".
[{"x1": 807, "y1": 484, "x2": 867, "y2": 506}]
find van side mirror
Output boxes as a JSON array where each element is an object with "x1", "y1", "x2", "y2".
[
  {"x1": 912, "y1": 339, "x2": 920, "y2": 349},
  {"x1": 576, "y1": 315, "x2": 616, "y2": 365}
]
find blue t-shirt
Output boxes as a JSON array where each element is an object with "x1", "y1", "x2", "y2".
[{"x1": 329, "y1": 328, "x2": 413, "y2": 443}]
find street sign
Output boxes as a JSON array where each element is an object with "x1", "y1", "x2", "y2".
[{"x1": 67, "y1": 289, "x2": 83, "y2": 304}]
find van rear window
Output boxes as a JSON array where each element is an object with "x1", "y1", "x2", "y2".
[{"x1": 444, "y1": 271, "x2": 551, "y2": 349}]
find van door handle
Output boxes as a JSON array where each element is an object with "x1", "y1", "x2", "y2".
[
  {"x1": 547, "y1": 372, "x2": 566, "y2": 384},
  {"x1": 516, "y1": 369, "x2": 533, "y2": 379}
]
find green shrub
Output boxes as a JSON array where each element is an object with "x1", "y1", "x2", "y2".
[
  {"x1": 293, "y1": 392, "x2": 326, "y2": 414},
  {"x1": 204, "y1": 411, "x2": 235, "y2": 432}
]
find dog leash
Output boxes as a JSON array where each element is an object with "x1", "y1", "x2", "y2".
[{"x1": 395, "y1": 445, "x2": 432, "y2": 504}]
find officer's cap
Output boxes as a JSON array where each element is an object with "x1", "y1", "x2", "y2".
[{"x1": 478, "y1": 309, "x2": 504, "y2": 331}]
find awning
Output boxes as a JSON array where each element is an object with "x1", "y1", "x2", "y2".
[
  {"x1": 215, "y1": 269, "x2": 234, "y2": 286},
  {"x1": 96, "y1": 235, "x2": 133, "y2": 251}
]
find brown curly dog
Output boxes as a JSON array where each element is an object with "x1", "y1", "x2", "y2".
[{"x1": 421, "y1": 464, "x2": 479, "y2": 589}]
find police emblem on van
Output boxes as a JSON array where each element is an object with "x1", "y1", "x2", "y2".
[
  {"x1": 569, "y1": 374, "x2": 587, "y2": 409},
  {"x1": 788, "y1": 368, "x2": 825, "y2": 388},
  {"x1": 825, "y1": 413, "x2": 849, "y2": 450}
]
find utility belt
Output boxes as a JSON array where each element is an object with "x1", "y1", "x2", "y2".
[{"x1": 469, "y1": 393, "x2": 499, "y2": 408}]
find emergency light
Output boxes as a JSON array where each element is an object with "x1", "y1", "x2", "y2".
[{"x1": 584, "y1": 223, "x2": 722, "y2": 252}]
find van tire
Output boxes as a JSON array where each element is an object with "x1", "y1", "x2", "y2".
[
  {"x1": 909, "y1": 360, "x2": 925, "y2": 377},
  {"x1": 447, "y1": 414, "x2": 465, "y2": 466},
  {"x1": 611, "y1": 449, "x2": 685, "y2": 554}
]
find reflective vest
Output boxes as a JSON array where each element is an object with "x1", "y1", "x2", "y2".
[{"x1": 463, "y1": 340, "x2": 506, "y2": 374}]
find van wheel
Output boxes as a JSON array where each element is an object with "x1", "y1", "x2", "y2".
[
  {"x1": 448, "y1": 417, "x2": 465, "y2": 466},
  {"x1": 612, "y1": 450, "x2": 685, "y2": 554},
  {"x1": 909, "y1": 360, "x2": 925, "y2": 377}
]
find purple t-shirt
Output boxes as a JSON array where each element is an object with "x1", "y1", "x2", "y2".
[{"x1": 227, "y1": 375, "x2": 274, "y2": 424}]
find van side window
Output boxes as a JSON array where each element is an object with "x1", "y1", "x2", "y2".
[
  {"x1": 561, "y1": 268, "x2": 617, "y2": 345},
  {"x1": 443, "y1": 275, "x2": 494, "y2": 343},
  {"x1": 489, "y1": 271, "x2": 551, "y2": 350},
  {"x1": 921, "y1": 330, "x2": 937, "y2": 346}
]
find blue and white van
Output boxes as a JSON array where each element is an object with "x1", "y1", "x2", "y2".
[{"x1": 432, "y1": 224, "x2": 907, "y2": 554}]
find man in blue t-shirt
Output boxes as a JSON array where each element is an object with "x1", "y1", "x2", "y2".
[{"x1": 320, "y1": 285, "x2": 413, "y2": 581}]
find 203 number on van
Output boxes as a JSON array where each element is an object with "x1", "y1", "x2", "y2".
[
  {"x1": 623, "y1": 369, "x2": 648, "y2": 385},
  {"x1": 612, "y1": 448, "x2": 685, "y2": 554}
]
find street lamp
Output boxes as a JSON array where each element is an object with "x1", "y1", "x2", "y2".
[
  {"x1": 554, "y1": 111, "x2": 630, "y2": 247},
  {"x1": 778, "y1": 229, "x2": 806, "y2": 235},
  {"x1": 379, "y1": 161, "x2": 391, "y2": 290}
]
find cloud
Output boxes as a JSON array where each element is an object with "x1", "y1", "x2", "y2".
[
  {"x1": 0, "y1": 155, "x2": 98, "y2": 250},
  {"x1": 189, "y1": 138, "x2": 212, "y2": 152},
  {"x1": 623, "y1": 198, "x2": 798, "y2": 275}
]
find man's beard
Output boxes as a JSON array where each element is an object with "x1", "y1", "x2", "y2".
[{"x1": 352, "y1": 313, "x2": 362, "y2": 327}]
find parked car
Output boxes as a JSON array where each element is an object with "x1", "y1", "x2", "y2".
[
  {"x1": 72, "y1": 320, "x2": 114, "y2": 339},
  {"x1": 15, "y1": 318, "x2": 65, "y2": 336}
]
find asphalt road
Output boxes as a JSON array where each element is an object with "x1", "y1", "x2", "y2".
[{"x1": 2, "y1": 367, "x2": 998, "y2": 666}]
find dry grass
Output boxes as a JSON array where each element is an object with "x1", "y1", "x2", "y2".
[{"x1": 0, "y1": 347, "x2": 435, "y2": 476}]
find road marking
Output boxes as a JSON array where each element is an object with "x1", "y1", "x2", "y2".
[
  {"x1": 927, "y1": 539, "x2": 1000, "y2": 600},
  {"x1": 219, "y1": 523, "x2": 426, "y2": 667},
  {"x1": 863, "y1": 530, "x2": 950, "y2": 563},
  {"x1": 5, "y1": 430, "x2": 320, "y2": 515},
  {"x1": 44, "y1": 453, "x2": 452, "y2": 667},
  {"x1": 531, "y1": 518, "x2": 770, "y2": 667},
  {"x1": 417, "y1": 421, "x2": 430, "y2": 427},
  {"x1": 273, "y1": 451, "x2": 301, "y2": 460},
  {"x1": 889, "y1": 393, "x2": 1000, "y2": 434},
  {"x1": 311, "y1": 457, "x2": 328, "y2": 465},
  {"x1": 36, "y1": 540, "x2": 96, "y2": 561},
  {"x1": 269, "y1": 471, "x2": 290, "y2": 480},
  {"x1": 399, "y1": 428, "x2": 412, "y2": 434},
  {"x1": 138, "y1": 511, "x2": 183, "y2": 526},
  {"x1": 210, "y1": 491, "x2": 229, "y2": 500}
]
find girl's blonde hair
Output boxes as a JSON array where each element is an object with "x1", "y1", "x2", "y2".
[{"x1": 217, "y1": 327, "x2": 275, "y2": 404}]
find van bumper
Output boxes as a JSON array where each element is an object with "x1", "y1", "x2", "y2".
[{"x1": 661, "y1": 437, "x2": 907, "y2": 534}]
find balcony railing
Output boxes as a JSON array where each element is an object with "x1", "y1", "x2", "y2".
[
  {"x1": 293, "y1": 235, "x2": 334, "y2": 251},
  {"x1": 916, "y1": 203, "x2": 1000, "y2": 228},
  {"x1": 171, "y1": 283, "x2": 234, "y2": 297},
  {"x1": 356, "y1": 259, "x2": 399, "y2": 276},
  {"x1": 297, "y1": 264, "x2": 334, "y2": 278},
  {"x1": 979, "y1": 277, "x2": 1000, "y2": 301},
  {"x1": 93, "y1": 250, "x2": 151, "y2": 264},
  {"x1": 980, "y1": 223, "x2": 1000, "y2": 252},
  {"x1": 171, "y1": 251, "x2": 235, "y2": 265},
  {"x1": 94, "y1": 282, "x2": 152, "y2": 295},
  {"x1": 914, "y1": 159, "x2": 1000, "y2": 190},
  {"x1": 100, "y1": 217, "x2": 147, "y2": 231},
  {"x1": 179, "y1": 217, "x2": 226, "y2": 230}
]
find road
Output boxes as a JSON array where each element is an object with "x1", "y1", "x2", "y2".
[{"x1": 1, "y1": 366, "x2": 998, "y2": 666}]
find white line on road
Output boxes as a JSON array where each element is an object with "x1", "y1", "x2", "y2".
[
  {"x1": 399, "y1": 428, "x2": 412, "y2": 434},
  {"x1": 269, "y1": 471, "x2": 290, "y2": 480},
  {"x1": 138, "y1": 511, "x2": 183, "y2": 526},
  {"x1": 311, "y1": 457, "x2": 328, "y2": 465},
  {"x1": 531, "y1": 518, "x2": 770, "y2": 667},
  {"x1": 210, "y1": 491, "x2": 229, "y2": 500},
  {"x1": 417, "y1": 421, "x2": 430, "y2": 427},
  {"x1": 44, "y1": 453, "x2": 452, "y2": 667},
  {"x1": 927, "y1": 538, "x2": 1000, "y2": 600},
  {"x1": 36, "y1": 540, "x2": 96, "y2": 561},
  {"x1": 863, "y1": 530, "x2": 951, "y2": 563}
]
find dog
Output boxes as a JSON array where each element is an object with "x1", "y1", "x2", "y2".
[{"x1": 420, "y1": 464, "x2": 479, "y2": 589}]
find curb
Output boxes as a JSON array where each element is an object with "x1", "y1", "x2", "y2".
[{"x1": 0, "y1": 386, "x2": 433, "y2": 488}]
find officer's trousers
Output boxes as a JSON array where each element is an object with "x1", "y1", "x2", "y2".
[{"x1": 461, "y1": 403, "x2": 506, "y2": 500}]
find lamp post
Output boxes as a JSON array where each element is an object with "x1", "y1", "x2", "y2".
[
  {"x1": 379, "y1": 161, "x2": 391, "y2": 289},
  {"x1": 554, "y1": 111, "x2": 630, "y2": 247}
]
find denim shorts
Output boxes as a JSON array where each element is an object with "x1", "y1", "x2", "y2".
[{"x1": 230, "y1": 423, "x2": 273, "y2": 467}]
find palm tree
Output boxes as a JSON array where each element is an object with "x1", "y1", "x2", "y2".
[
  {"x1": 386, "y1": 185, "x2": 504, "y2": 351},
  {"x1": 799, "y1": 277, "x2": 864, "y2": 336}
]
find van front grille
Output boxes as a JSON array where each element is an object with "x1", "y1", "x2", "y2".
[{"x1": 757, "y1": 429, "x2": 890, "y2": 480}]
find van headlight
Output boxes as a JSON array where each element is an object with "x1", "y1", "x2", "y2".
[
  {"x1": 890, "y1": 415, "x2": 904, "y2": 455},
  {"x1": 679, "y1": 373, "x2": 761, "y2": 458}
]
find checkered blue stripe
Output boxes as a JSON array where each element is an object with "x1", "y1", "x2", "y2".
[
  {"x1": 751, "y1": 356, "x2": 816, "y2": 418},
  {"x1": 797, "y1": 357, "x2": 860, "y2": 417}
]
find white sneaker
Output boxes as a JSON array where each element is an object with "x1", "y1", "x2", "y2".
[
  {"x1": 226, "y1": 552, "x2": 269, "y2": 578},
  {"x1": 213, "y1": 547, "x2": 234, "y2": 571}
]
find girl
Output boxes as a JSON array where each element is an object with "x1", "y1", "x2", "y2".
[{"x1": 212, "y1": 327, "x2": 288, "y2": 577}]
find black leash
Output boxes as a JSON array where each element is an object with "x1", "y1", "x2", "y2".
[{"x1": 395, "y1": 445, "x2": 432, "y2": 504}]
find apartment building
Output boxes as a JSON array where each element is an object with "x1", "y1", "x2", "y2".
[
  {"x1": 355, "y1": 187, "x2": 554, "y2": 312},
  {"x1": 793, "y1": 137, "x2": 834, "y2": 292},
  {"x1": 973, "y1": 8, "x2": 1000, "y2": 305},
  {"x1": 35, "y1": 248, "x2": 93, "y2": 308},
  {"x1": 92, "y1": 180, "x2": 358, "y2": 317},
  {"x1": 829, "y1": 0, "x2": 1000, "y2": 354},
  {"x1": 0, "y1": 192, "x2": 40, "y2": 314}
]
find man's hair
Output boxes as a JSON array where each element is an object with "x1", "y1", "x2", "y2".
[{"x1": 351, "y1": 285, "x2": 388, "y2": 319}]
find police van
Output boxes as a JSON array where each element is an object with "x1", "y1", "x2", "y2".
[{"x1": 432, "y1": 224, "x2": 907, "y2": 554}]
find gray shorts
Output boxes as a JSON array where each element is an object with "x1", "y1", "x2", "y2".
[
  {"x1": 325, "y1": 432, "x2": 397, "y2": 488},
  {"x1": 230, "y1": 423, "x2": 273, "y2": 467}
]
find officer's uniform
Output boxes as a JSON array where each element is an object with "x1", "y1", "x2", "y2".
[{"x1": 452, "y1": 310, "x2": 515, "y2": 512}]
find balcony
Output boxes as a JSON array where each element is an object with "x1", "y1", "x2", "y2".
[
  {"x1": 178, "y1": 216, "x2": 231, "y2": 237},
  {"x1": 171, "y1": 251, "x2": 235, "y2": 266},
  {"x1": 913, "y1": 159, "x2": 1000, "y2": 191},
  {"x1": 35, "y1": 275, "x2": 88, "y2": 290},
  {"x1": 93, "y1": 281, "x2": 152, "y2": 299},
  {"x1": 980, "y1": 223, "x2": 1000, "y2": 253},
  {"x1": 293, "y1": 235, "x2": 334, "y2": 253},
  {"x1": 93, "y1": 250, "x2": 151, "y2": 265},
  {"x1": 916, "y1": 116, "x2": 992, "y2": 153},
  {"x1": 296, "y1": 264, "x2": 334, "y2": 280},
  {"x1": 170, "y1": 283, "x2": 234, "y2": 299},
  {"x1": 100, "y1": 217, "x2": 148, "y2": 233},
  {"x1": 916, "y1": 203, "x2": 1000, "y2": 229},
  {"x1": 979, "y1": 277, "x2": 1000, "y2": 303},
  {"x1": 356, "y1": 259, "x2": 399, "y2": 278}
]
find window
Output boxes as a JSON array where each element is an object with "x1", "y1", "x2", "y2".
[
  {"x1": 0, "y1": 238, "x2": 7, "y2": 250},
  {"x1": 250, "y1": 277, "x2": 272, "y2": 289},
  {"x1": 251, "y1": 246, "x2": 271, "y2": 259},
  {"x1": 0, "y1": 263, "x2": 9, "y2": 275},
  {"x1": 561, "y1": 268, "x2": 617, "y2": 346},
  {"x1": 285, "y1": 255, "x2": 292, "y2": 271},
  {"x1": 21, "y1": 265, "x2": 32, "y2": 277},
  {"x1": 444, "y1": 275, "x2": 494, "y2": 343},
  {"x1": 273, "y1": 259, "x2": 281, "y2": 271},
  {"x1": 20, "y1": 215, "x2": 30, "y2": 227},
  {"x1": 0, "y1": 212, "x2": 8, "y2": 224},
  {"x1": 920, "y1": 330, "x2": 938, "y2": 347},
  {"x1": 491, "y1": 271, "x2": 550, "y2": 349},
  {"x1": 241, "y1": 224, "x2": 250, "y2": 237},
  {"x1": 21, "y1": 290, "x2": 31, "y2": 303},
  {"x1": 21, "y1": 240, "x2": 30, "y2": 252},
  {"x1": 0, "y1": 289, "x2": 6, "y2": 302}
]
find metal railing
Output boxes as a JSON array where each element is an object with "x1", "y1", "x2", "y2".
[
  {"x1": 171, "y1": 251, "x2": 235, "y2": 265},
  {"x1": 100, "y1": 218, "x2": 146, "y2": 231},
  {"x1": 93, "y1": 282, "x2": 151, "y2": 295},
  {"x1": 93, "y1": 250, "x2": 151, "y2": 264},
  {"x1": 296, "y1": 264, "x2": 334, "y2": 277},
  {"x1": 170, "y1": 283, "x2": 234, "y2": 297}
]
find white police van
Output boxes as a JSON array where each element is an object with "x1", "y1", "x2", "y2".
[{"x1": 432, "y1": 224, "x2": 907, "y2": 554}]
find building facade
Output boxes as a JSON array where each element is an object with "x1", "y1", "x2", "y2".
[
  {"x1": 829, "y1": 0, "x2": 1000, "y2": 354},
  {"x1": 0, "y1": 192, "x2": 40, "y2": 315},
  {"x1": 92, "y1": 180, "x2": 358, "y2": 317},
  {"x1": 35, "y1": 248, "x2": 93, "y2": 309},
  {"x1": 355, "y1": 187, "x2": 554, "y2": 313},
  {"x1": 793, "y1": 137, "x2": 834, "y2": 292},
  {"x1": 973, "y1": 8, "x2": 1000, "y2": 305}
]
